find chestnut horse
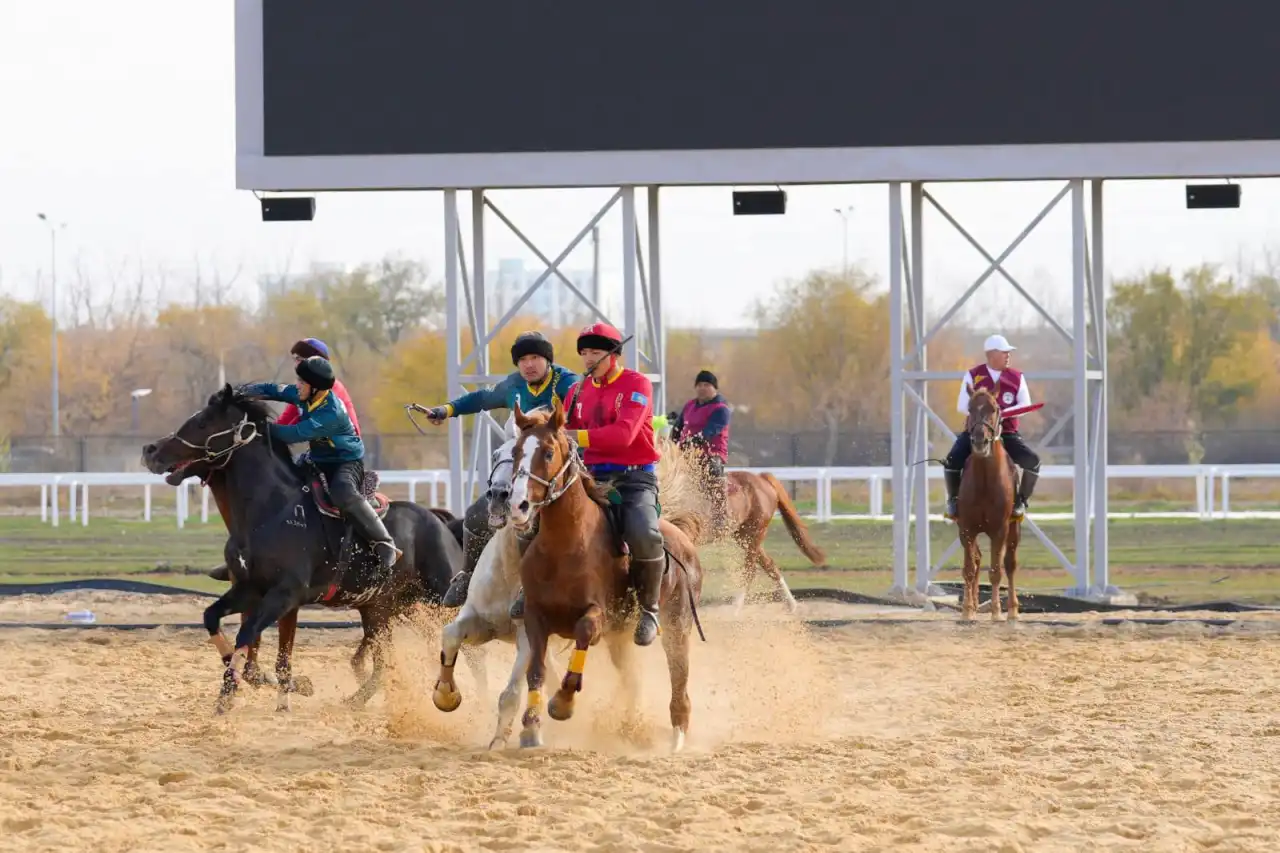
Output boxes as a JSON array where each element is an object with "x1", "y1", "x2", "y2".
[
  {"x1": 506, "y1": 399, "x2": 706, "y2": 752},
  {"x1": 955, "y1": 387, "x2": 1022, "y2": 621},
  {"x1": 716, "y1": 469, "x2": 826, "y2": 613}
]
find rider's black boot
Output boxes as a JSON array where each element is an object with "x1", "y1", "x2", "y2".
[
  {"x1": 347, "y1": 500, "x2": 402, "y2": 571},
  {"x1": 1013, "y1": 470, "x2": 1040, "y2": 519},
  {"x1": 944, "y1": 469, "x2": 963, "y2": 519},
  {"x1": 630, "y1": 556, "x2": 666, "y2": 646}
]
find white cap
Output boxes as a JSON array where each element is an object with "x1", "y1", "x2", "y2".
[{"x1": 983, "y1": 334, "x2": 1016, "y2": 353}]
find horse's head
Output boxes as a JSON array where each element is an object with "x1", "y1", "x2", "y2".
[
  {"x1": 966, "y1": 387, "x2": 1002, "y2": 458},
  {"x1": 507, "y1": 397, "x2": 576, "y2": 531},
  {"x1": 141, "y1": 383, "x2": 271, "y2": 485},
  {"x1": 483, "y1": 415, "x2": 522, "y2": 529}
]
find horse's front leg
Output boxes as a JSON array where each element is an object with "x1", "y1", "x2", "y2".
[
  {"x1": 434, "y1": 608, "x2": 485, "y2": 712},
  {"x1": 1004, "y1": 519, "x2": 1022, "y2": 621},
  {"x1": 274, "y1": 608, "x2": 313, "y2": 711},
  {"x1": 987, "y1": 531, "x2": 1006, "y2": 622},
  {"x1": 519, "y1": 612, "x2": 551, "y2": 749},
  {"x1": 492, "y1": 624, "x2": 533, "y2": 749},
  {"x1": 959, "y1": 533, "x2": 980, "y2": 622},
  {"x1": 549, "y1": 604, "x2": 604, "y2": 722},
  {"x1": 203, "y1": 585, "x2": 257, "y2": 714},
  {"x1": 226, "y1": 583, "x2": 306, "y2": 713}
]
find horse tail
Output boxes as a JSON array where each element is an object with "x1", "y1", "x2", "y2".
[{"x1": 761, "y1": 473, "x2": 827, "y2": 567}]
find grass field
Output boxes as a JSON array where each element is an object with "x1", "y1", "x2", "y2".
[{"x1": 4, "y1": 514, "x2": 1280, "y2": 605}]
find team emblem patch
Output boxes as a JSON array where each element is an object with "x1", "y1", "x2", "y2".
[
  {"x1": 1002, "y1": 391, "x2": 1015, "y2": 405},
  {"x1": 630, "y1": 391, "x2": 649, "y2": 407}
]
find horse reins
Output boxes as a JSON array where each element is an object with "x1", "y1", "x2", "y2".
[{"x1": 161, "y1": 413, "x2": 260, "y2": 483}]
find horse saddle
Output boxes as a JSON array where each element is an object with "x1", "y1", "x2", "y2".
[{"x1": 310, "y1": 469, "x2": 391, "y2": 521}]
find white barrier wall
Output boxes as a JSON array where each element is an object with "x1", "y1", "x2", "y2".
[{"x1": 1, "y1": 464, "x2": 1276, "y2": 528}]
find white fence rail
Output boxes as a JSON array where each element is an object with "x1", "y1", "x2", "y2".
[{"x1": 1, "y1": 464, "x2": 1277, "y2": 528}]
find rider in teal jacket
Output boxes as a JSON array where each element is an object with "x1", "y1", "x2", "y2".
[
  {"x1": 239, "y1": 357, "x2": 400, "y2": 571},
  {"x1": 420, "y1": 331, "x2": 581, "y2": 606}
]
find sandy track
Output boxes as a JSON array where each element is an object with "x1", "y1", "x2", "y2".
[{"x1": 3, "y1": 600, "x2": 1280, "y2": 852}]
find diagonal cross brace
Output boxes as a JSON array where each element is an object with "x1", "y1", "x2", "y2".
[
  {"x1": 460, "y1": 191, "x2": 621, "y2": 373},
  {"x1": 918, "y1": 183, "x2": 1072, "y2": 350}
]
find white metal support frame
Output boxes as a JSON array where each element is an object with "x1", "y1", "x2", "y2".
[
  {"x1": 441, "y1": 188, "x2": 667, "y2": 516},
  {"x1": 887, "y1": 180, "x2": 1117, "y2": 600}
]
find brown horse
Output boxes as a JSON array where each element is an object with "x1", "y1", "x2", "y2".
[
  {"x1": 718, "y1": 468, "x2": 826, "y2": 612},
  {"x1": 955, "y1": 387, "x2": 1022, "y2": 622},
  {"x1": 505, "y1": 399, "x2": 705, "y2": 752}
]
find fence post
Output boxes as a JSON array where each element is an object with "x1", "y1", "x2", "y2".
[
  {"x1": 81, "y1": 484, "x2": 88, "y2": 526},
  {"x1": 144, "y1": 484, "x2": 152, "y2": 522}
]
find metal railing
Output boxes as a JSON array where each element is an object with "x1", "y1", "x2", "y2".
[{"x1": 0, "y1": 463, "x2": 1273, "y2": 527}]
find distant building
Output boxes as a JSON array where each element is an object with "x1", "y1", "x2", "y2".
[
  {"x1": 488, "y1": 258, "x2": 596, "y2": 327},
  {"x1": 257, "y1": 261, "x2": 348, "y2": 304}
]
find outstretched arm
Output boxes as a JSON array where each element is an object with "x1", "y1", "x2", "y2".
[
  {"x1": 448, "y1": 375, "x2": 515, "y2": 417},
  {"x1": 240, "y1": 382, "x2": 303, "y2": 406}
]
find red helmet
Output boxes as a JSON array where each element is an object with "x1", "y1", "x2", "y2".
[{"x1": 577, "y1": 322, "x2": 623, "y2": 354}]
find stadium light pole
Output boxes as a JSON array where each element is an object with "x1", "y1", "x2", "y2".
[
  {"x1": 36, "y1": 213, "x2": 66, "y2": 439},
  {"x1": 832, "y1": 205, "x2": 853, "y2": 274},
  {"x1": 131, "y1": 388, "x2": 153, "y2": 433}
]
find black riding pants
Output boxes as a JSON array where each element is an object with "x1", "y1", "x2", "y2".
[
  {"x1": 944, "y1": 432, "x2": 1041, "y2": 473},
  {"x1": 461, "y1": 493, "x2": 497, "y2": 574},
  {"x1": 318, "y1": 459, "x2": 365, "y2": 510},
  {"x1": 597, "y1": 469, "x2": 664, "y2": 562}
]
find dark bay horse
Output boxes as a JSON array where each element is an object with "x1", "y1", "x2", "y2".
[
  {"x1": 955, "y1": 387, "x2": 1022, "y2": 622},
  {"x1": 204, "y1": 492, "x2": 466, "y2": 705},
  {"x1": 505, "y1": 399, "x2": 706, "y2": 752},
  {"x1": 141, "y1": 384, "x2": 470, "y2": 713}
]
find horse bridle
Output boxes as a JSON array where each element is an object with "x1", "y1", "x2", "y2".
[
  {"x1": 968, "y1": 409, "x2": 1002, "y2": 444},
  {"x1": 518, "y1": 434, "x2": 581, "y2": 513},
  {"x1": 162, "y1": 413, "x2": 260, "y2": 479}
]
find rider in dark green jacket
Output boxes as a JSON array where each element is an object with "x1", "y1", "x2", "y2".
[{"x1": 241, "y1": 356, "x2": 401, "y2": 571}]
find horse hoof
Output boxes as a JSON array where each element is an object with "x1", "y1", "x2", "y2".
[
  {"x1": 433, "y1": 683, "x2": 463, "y2": 713},
  {"x1": 487, "y1": 737, "x2": 507, "y2": 751},
  {"x1": 671, "y1": 727, "x2": 686, "y2": 754},
  {"x1": 548, "y1": 694, "x2": 574, "y2": 722},
  {"x1": 519, "y1": 729, "x2": 544, "y2": 749},
  {"x1": 293, "y1": 676, "x2": 315, "y2": 697}
]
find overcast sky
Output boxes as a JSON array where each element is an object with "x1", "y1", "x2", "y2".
[{"x1": 4, "y1": 1, "x2": 1280, "y2": 336}]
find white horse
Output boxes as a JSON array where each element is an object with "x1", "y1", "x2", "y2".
[{"x1": 431, "y1": 412, "x2": 563, "y2": 749}]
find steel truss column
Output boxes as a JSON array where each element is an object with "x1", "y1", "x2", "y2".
[
  {"x1": 887, "y1": 179, "x2": 1117, "y2": 601},
  {"x1": 444, "y1": 187, "x2": 666, "y2": 515}
]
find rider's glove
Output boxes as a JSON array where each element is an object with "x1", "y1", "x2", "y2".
[{"x1": 411, "y1": 404, "x2": 450, "y2": 424}]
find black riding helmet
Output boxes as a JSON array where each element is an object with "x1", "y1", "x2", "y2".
[
  {"x1": 295, "y1": 355, "x2": 336, "y2": 391},
  {"x1": 511, "y1": 330, "x2": 554, "y2": 366}
]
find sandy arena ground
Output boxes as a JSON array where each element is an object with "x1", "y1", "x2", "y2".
[{"x1": 3, "y1": 595, "x2": 1280, "y2": 852}]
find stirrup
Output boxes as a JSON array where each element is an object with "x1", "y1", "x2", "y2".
[
  {"x1": 373, "y1": 540, "x2": 402, "y2": 566},
  {"x1": 1012, "y1": 499, "x2": 1028, "y2": 519},
  {"x1": 633, "y1": 607, "x2": 661, "y2": 646}
]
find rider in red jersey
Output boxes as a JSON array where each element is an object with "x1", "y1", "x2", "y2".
[{"x1": 508, "y1": 322, "x2": 667, "y2": 647}]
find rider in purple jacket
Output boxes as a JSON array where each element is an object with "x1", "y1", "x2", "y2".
[{"x1": 670, "y1": 370, "x2": 732, "y2": 538}]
